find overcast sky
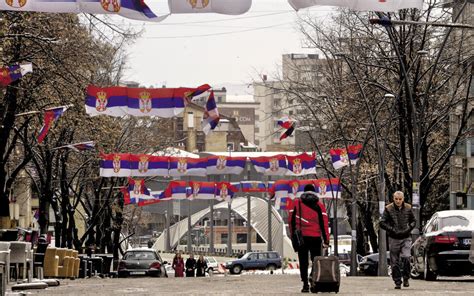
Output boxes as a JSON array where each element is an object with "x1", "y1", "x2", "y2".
[{"x1": 121, "y1": 1, "x2": 334, "y2": 90}]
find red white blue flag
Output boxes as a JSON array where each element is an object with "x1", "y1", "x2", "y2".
[
  {"x1": 37, "y1": 106, "x2": 68, "y2": 143},
  {"x1": 85, "y1": 84, "x2": 210, "y2": 118},
  {"x1": 275, "y1": 197, "x2": 294, "y2": 211},
  {"x1": 163, "y1": 180, "x2": 187, "y2": 200},
  {"x1": 0, "y1": 63, "x2": 32, "y2": 87},
  {"x1": 215, "y1": 182, "x2": 239, "y2": 202},
  {"x1": 0, "y1": 0, "x2": 169, "y2": 22},
  {"x1": 169, "y1": 0, "x2": 252, "y2": 15},
  {"x1": 100, "y1": 152, "x2": 132, "y2": 177},
  {"x1": 269, "y1": 180, "x2": 291, "y2": 199},
  {"x1": 288, "y1": 179, "x2": 316, "y2": 199},
  {"x1": 277, "y1": 116, "x2": 296, "y2": 141},
  {"x1": 286, "y1": 153, "x2": 316, "y2": 176},
  {"x1": 130, "y1": 155, "x2": 169, "y2": 177},
  {"x1": 240, "y1": 181, "x2": 267, "y2": 193},
  {"x1": 168, "y1": 157, "x2": 207, "y2": 177},
  {"x1": 202, "y1": 90, "x2": 220, "y2": 135},
  {"x1": 288, "y1": 0, "x2": 423, "y2": 12},
  {"x1": 314, "y1": 178, "x2": 341, "y2": 199},
  {"x1": 329, "y1": 144, "x2": 363, "y2": 170},
  {"x1": 250, "y1": 155, "x2": 288, "y2": 176},
  {"x1": 127, "y1": 178, "x2": 152, "y2": 202},
  {"x1": 206, "y1": 156, "x2": 246, "y2": 175},
  {"x1": 188, "y1": 181, "x2": 216, "y2": 200},
  {"x1": 64, "y1": 141, "x2": 95, "y2": 152}
]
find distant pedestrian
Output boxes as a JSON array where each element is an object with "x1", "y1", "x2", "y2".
[
  {"x1": 172, "y1": 252, "x2": 185, "y2": 277},
  {"x1": 380, "y1": 191, "x2": 416, "y2": 289},
  {"x1": 185, "y1": 254, "x2": 196, "y2": 277},
  {"x1": 195, "y1": 255, "x2": 208, "y2": 277},
  {"x1": 289, "y1": 184, "x2": 329, "y2": 293}
]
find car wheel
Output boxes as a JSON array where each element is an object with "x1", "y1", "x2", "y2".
[
  {"x1": 424, "y1": 254, "x2": 437, "y2": 281},
  {"x1": 387, "y1": 265, "x2": 392, "y2": 277},
  {"x1": 207, "y1": 267, "x2": 213, "y2": 274},
  {"x1": 118, "y1": 272, "x2": 128, "y2": 278},
  {"x1": 410, "y1": 256, "x2": 423, "y2": 279},
  {"x1": 232, "y1": 265, "x2": 242, "y2": 274},
  {"x1": 266, "y1": 264, "x2": 276, "y2": 271}
]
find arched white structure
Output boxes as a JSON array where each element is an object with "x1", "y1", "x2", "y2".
[{"x1": 153, "y1": 196, "x2": 297, "y2": 259}]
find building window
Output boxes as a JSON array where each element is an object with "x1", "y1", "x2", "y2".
[
  {"x1": 221, "y1": 233, "x2": 228, "y2": 244},
  {"x1": 237, "y1": 233, "x2": 247, "y2": 243},
  {"x1": 255, "y1": 114, "x2": 259, "y2": 121},
  {"x1": 227, "y1": 143, "x2": 234, "y2": 151},
  {"x1": 289, "y1": 110, "x2": 293, "y2": 116},
  {"x1": 217, "y1": 96, "x2": 223, "y2": 103},
  {"x1": 255, "y1": 127, "x2": 260, "y2": 133}
]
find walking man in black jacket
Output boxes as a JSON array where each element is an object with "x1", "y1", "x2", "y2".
[{"x1": 380, "y1": 191, "x2": 416, "y2": 289}]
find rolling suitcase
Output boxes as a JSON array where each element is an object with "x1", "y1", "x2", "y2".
[{"x1": 310, "y1": 255, "x2": 340, "y2": 293}]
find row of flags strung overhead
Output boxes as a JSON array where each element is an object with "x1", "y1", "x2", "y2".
[
  {"x1": 85, "y1": 84, "x2": 220, "y2": 134},
  {"x1": 122, "y1": 178, "x2": 342, "y2": 206},
  {"x1": 0, "y1": 0, "x2": 424, "y2": 23},
  {"x1": 100, "y1": 145, "x2": 362, "y2": 178},
  {"x1": 100, "y1": 152, "x2": 318, "y2": 177}
]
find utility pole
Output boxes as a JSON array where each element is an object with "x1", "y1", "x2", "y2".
[
  {"x1": 246, "y1": 161, "x2": 252, "y2": 253},
  {"x1": 267, "y1": 176, "x2": 273, "y2": 251}
]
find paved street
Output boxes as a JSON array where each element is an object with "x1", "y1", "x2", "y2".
[{"x1": 19, "y1": 274, "x2": 474, "y2": 295}]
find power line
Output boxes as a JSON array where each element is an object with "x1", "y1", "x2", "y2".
[{"x1": 144, "y1": 22, "x2": 294, "y2": 39}]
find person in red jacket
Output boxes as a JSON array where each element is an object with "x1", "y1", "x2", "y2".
[{"x1": 289, "y1": 184, "x2": 330, "y2": 293}]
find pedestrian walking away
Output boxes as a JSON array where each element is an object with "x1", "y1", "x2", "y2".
[
  {"x1": 380, "y1": 191, "x2": 416, "y2": 289},
  {"x1": 289, "y1": 184, "x2": 330, "y2": 293},
  {"x1": 185, "y1": 254, "x2": 196, "y2": 277},
  {"x1": 195, "y1": 255, "x2": 208, "y2": 277},
  {"x1": 172, "y1": 252, "x2": 185, "y2": 277}
]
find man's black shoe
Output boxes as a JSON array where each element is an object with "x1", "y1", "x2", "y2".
[
  {"x1": 403, "y1": 279, "x2": 409, "y2": 287},
  {"x1": 301, "y1": 285, "x2": 310, "y2": 293},
  {"x1": 394, "y1": 284, "x2": 401, "y2": 289}
]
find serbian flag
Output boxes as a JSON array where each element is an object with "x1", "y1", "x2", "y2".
[
  {"x1": 286, "y1": 153, "x2": 316, "y2": 176},
  {"x1": 240, "y1": 181, "x2": 267, "y2": 193},
  {"x1": 184, "y1": 84, "x2": 211, "y2": 104},
  {"x1": 168, "y1": 157, "x2": 207, "y2": 176},
  {"x1": 130, "y1": 155, "x2": 169, "y2": 177},
  {"x1": 330, "y1": 144, "x2": 363, "y2": 170},
  {"x1": 275, "y1": 197, "x2": 294, "y2": 211},
  {"x1": 202, "y1": 90, "x2": 220, "y2": 135},
  {"x1": 164, "y1": 180, "x2": 187, "y2": 199},
  {"x1": 85, "y1": 86, "x2": 128, "y2": 117},
  {"x1": 250, "y1": 155, "x2": 288, "y2": 176},
  {"x1": 100, "y1": 152, "x2": 132, "y2": 177},
  {"x1": 37, "y1": 106, "x2": 68, "y2": 143},
  {"x1": 315, "y1": 178, "x2": 341, "y2": 199},
  {"x1": 269, "y1": 180, "x2": 291, "y2": 199},
  {"x1": 169, "y1": 0, "x2": 252, "y2": 15},
  {"x1": 128, "y1": 178, "x2": 152, "y2": 201},
  {"x1": 64, "y1": 141, "x2": 95, "y2": 152},
  {"x1": 288, "y1": 179, "x2": 316, "y2": 199},
  {"x1": 188, "y1": 181, "x2": 215, "y2": 200},
  {"x1": 206, "y1": 156, "x2": 246, "y2": 175},
  {"x1": 0, "y1": 63, "x2": 32, "y2": 87},
  {"x1": 215, "y1": 182, "x2": 238, "y2": 202},
  {"x1": 287, "y1": 0, "x2": 422, "y2": 12},
  {"x1": 120, "y1": 186, "x2": 133, "y2": 205},
  {"x1": 138, "y1": 197, "x2": 163, "y2": 206},
  {"x1": 277, "y1": 116, "x2": 296, "y2": 141},
  {"x1": 0, "y1": 0, "x2": 169, "y2": 22}
]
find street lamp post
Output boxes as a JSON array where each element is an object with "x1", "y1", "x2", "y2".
[{"x1": 227, "y1": 203, "x2": 233, "y2": 257}]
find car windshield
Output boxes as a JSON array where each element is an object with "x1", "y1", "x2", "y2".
[
  {"x1": 440, "y1": 215, "x2": 474, "y2": 231},
  {"x1": 124, "y1": 251, "x2": 156, "y2": 260}
]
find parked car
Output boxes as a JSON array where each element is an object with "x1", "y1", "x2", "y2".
[
  {"x1": 225, "y1": 251, "x2": 282, "y2": 274},
  {"x1": 118, "y1": 248, "x2": 167, "y2": 278},
  {"x1": 358, "y1": 252, "x2": 390, "y2": 276},
  {"x1": 205, "y1": 256, "x2": 219, "y2": 274},
  {"x1": 333, "y1": 252, "x2": 364, "y2": 268},
  {"x1": 411, "y1": 210, "x2": 474, "y2": 281}
]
